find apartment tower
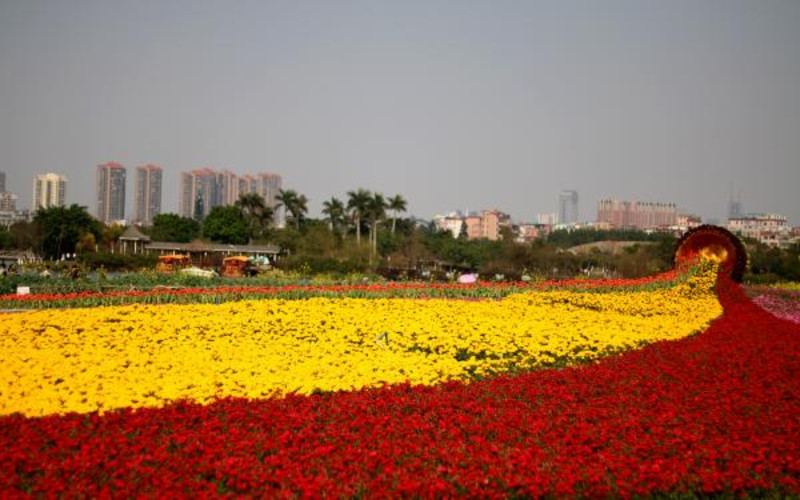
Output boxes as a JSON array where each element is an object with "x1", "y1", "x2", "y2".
[
  {"x1": 32, "y1": 173, "x2": 67, "y2": 211},
  {"x1": 134, "y1": 164, "x2": 163, "y2": 225},
  {"x1": 96, "y1": 162, "x2": 127, "y2": 224},
  {"x1": 558, "y1": 190, "x2": 579, "y2": 225}
]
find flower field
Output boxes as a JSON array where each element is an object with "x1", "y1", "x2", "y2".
[
  {"x1": 0, "y1": 270, "x2": 681, "y2": 309},
  {"x1": 1, "y1": 265, "x2": 799, "y2": 497}
]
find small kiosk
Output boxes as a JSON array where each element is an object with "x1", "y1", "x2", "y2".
[
  {"x1": 222, "y1": 255, "x2": 253, "y2": 278},
  {"x1": 155, "y1": 254, "x2": 190, "y2": 274}
]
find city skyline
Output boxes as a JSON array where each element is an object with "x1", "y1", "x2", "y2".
[
  {"x1": 1, "y1": 1, "x2": 799, "y2": 224},
  {"x1": 0, "y1": 165, "x2": 796, "y2": 226}
]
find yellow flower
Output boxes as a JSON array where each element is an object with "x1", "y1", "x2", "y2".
[{"x1": 0, "y1": 268, "x2": 722, "y2": 417}]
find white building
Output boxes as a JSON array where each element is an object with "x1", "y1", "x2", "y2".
[
  {"x1": 32, "y1": 173, "x2": 67, "y2": 211},
  {"x1": 0, "y1": 192, "x2": 17, "y2": 212},
  {"x1": 728, "y1": 213, "x2": 792, "y2": 248},
  {"x1": 432, "y1": 211, "x2": 465, "y2": 238}
]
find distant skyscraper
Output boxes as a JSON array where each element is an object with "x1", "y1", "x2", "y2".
[
  {"x1": 216, "y1": 170, "x2": 240, "y2": 207},
  {"x1": 255, "y1": 173, "x2": 282, "y2": 226},
  {"x1": 727, "y1": 191, "x2": 744, "y2": 221},
  {"x1": 536, "y1": 213, "x2": 558, "y2": 225},
  {"x1": 32, "y1": 173, "x2": 67, "y2": 211},
  {"x1": 179, "y1": 168, "x2": 219, "y2": 220},
  {"x1": 180, "y1": 169, "x2": 283, "y2": 223},
  {"x1": 134, "y1": 165, "x2": 162, "y2": 225},
  {"x1": 558, "y1": 190, "x2": 579, "y2": 225},
  {"x1": 0, "y1": 171, "x2": 5, "y2": 192},
  {"x1": 96, "y1": 162, "x2": 127, "y2": 224},
  {"x1": 0, "y1": 192, "x2": 17, "y2": 212}
]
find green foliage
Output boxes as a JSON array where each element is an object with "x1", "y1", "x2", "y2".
[
  {"x1": 0, "y1": 226, "x2": 12, "y2": 249},
  {"x1": 321, "y1": 197, "x2": 346, "y2": 236},
  {"x1": 78, "y1": 252, "x2": 158, "y2": 271},
  {"x1": 202, "y1": 206, "x2": 249, "y2": 245},
  {"x1": 148, "y1": 213, "x2": 201, "y2": 243},
  {"x1": 276, "y1": 189, "x2": 309, "y2": 230},
  {"x1": 33, "y1": 204, "x2": 101, "y2": 260},
  {"x1": 745, "y1": 240, "x2": 800, "y2": 283},
  {"x1": 275, "y1": 255, "x2": 368, "y2": 275},
  {"x1": 346, "y1": 188, "x2": 372, "y2": 245},
  {"x1": 235, "y1": 192, "x2": 273, "y2": 239},
  {"x1": 547, "y1": 228, "x2": 668, "y2": 248},
  {"x1": 7, "y1": 221, "x2": 39, "y2": 250}
]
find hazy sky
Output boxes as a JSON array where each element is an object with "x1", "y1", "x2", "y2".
[{"x1": 1, "y1": 0, "x2": 799, "y2": 224}]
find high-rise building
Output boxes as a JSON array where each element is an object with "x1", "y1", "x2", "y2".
[
  {"x1": 216, "y1": 170, "x2": 240, "y2": 207},
  {"x1": 179, "y1": 168, "x2": 219, "y2": 220},
  {"x1": 181, "y1": 168, "x2": 283, "y2": 223},
  {"x1": 0, "y1": 171, "x2": 5, "y2": 192},
  {"x1": 727, "y1": 192, "x2": 744, "y2": 221},
  {"x1": 96, "y1": 162, "x2": 127, "y2": 224},
  {"x1": 255, "y1": 173, "x2": 283, "y2": 226},
  {"x1": 558, "y1": 190, "x2": 579, "y2": 225},
  {"x1": 133, "y1": 164, "x2": 163, "y2": 226},
  {"x1": 0, "y1": 192, "x2": 17, "y2": 212},
  {"x1": 597, "y1": 199, "x2": 678, "y2": 229},
  {"x1": 32, "y1": 173, "x2": 67, "y2": 211}
]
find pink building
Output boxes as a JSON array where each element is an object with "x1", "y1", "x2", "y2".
[
  {"x1": 677, "y1": 214, "x2": 702, "y2": 231},
  {"x1": 597, "y1": 199, "x2": 678, "y2": 230},
  {"x1": 516, "y1": 223, "x2": 552, "y2": 243},
  {"x1": 479, "y1": 209, "x2": 511, "y2": 241},
  {"x1": 434, "y1": 209, "x2": 511, "y2": 241}
]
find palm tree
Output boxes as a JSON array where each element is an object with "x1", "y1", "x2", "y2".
[
  {"x1": 321, "y1": 197, "x2": 346, "y2": 234},
  {"x1": 366, "y1": 192, "x2": 386, "y2": 256},
  {"x1": 235, "y1": 192, "x2": 273, "y2": 240},
  {"x1": 276, "y1": 189, "x2": 309, "y2": 230},
  {"x1": 346, "y1": 188, "x2": 372, "y2": 245},
  {"x1": 387, "y1": 194, "x2": 407, "y2": 234}
]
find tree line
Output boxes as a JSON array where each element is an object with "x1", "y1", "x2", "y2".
[{"x1": 0, "y1": 188, "x2": 798, "y2": 282}]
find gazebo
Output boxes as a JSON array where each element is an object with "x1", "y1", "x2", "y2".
[{"x1": 119, "y1": 226, "x2": 151, "y2": 255}]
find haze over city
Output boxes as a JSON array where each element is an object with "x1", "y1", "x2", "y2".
[{"x1": 1, "y1": 0, "x2": 799, "y2": 224}]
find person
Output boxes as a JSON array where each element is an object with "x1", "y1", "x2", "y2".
[
  {"x1": 0, "y1": 263, "x2": 7, "y2": 277},
  {"x1": 41, "y1": 265, "x2": 52, "y2": 278}
]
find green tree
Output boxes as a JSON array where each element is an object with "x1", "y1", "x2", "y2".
[
  {"x1": 100, "y1": 223, "x2": 126, "y2": 252},
  {"x1": 33, "y1": 204, "x2": 101, "y2": 260},
  {"x1": 8, "y1": 221, "x2": 39, "y2": 250},
  {"x1": 387, "y1": 194, "x2": 407, "y2": 234},
  {"x1": 149, "y1": 213, "x2": 201, "y2": 243},
  {"x1": 458, "y1": 220, "x2": 469, "y2": 240},
  {"x1": 276, "y1": 189, "x2": 308, "y2": 230},
  {"x1": 235, "y1": 192, "x2": 273, "y2": 240},
  {"x1": 347, "y1": 188, "x2": 371, "y2": 246},
  {"x1": 202, "y1": 205, "x2": 250, "y2": 244},
  {"x1": 0, "y1": 226, "x2": 12, "y2": 250},
  {"x1": 76, "y1": 232, "x2": 97, "y2": 254},
  {"x1": 321, "y1": 197, "x2": 346, "y2": 235},
  {"x1": 366, "y1": 193, "x2": 387, "y2": 256}
]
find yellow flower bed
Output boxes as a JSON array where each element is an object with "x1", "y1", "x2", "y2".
[{"x1": 0, "y1": 270, "x2": 721, "y2": 417}]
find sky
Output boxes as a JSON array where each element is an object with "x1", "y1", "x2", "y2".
[{"x1": 1, "y1": 0, "x2": 799, "y2": 225}]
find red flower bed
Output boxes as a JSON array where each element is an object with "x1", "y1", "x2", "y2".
[{"x1": 1, "y1": 275, "x2": 797, "y2": 497}]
